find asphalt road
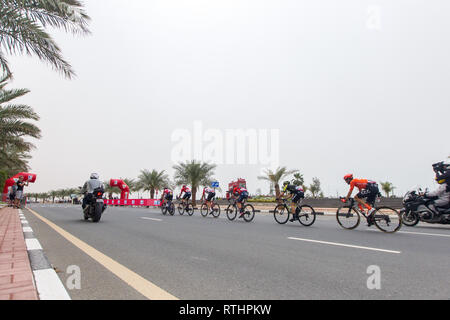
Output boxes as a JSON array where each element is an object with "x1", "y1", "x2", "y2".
[{"x1": 23, "y1": 204, "x2": 450, "y2": 300}]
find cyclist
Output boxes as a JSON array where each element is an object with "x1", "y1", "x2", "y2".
[
  {"x1": 342, "y1": 174, "x2": 380, "y2": 225},
  {"x1": 179, "y1": 185, "x2": 192, "y2": 206},
  {"x1": 279, "y1": 181, "x2": 305, "y2": 222},
  {"x1": 160, "y1": 187, "x2": 174, "y2": 208},
  {"x1": 231, "y1": 185, "x2": 249, "y2": 218},
  {"x1": 201, "y1": 186, "x2": 216, "y2": 215}
]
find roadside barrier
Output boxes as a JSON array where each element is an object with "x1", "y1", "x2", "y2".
[{"x1": 103, "y1": 199, "x2": 161, "y2": 207}]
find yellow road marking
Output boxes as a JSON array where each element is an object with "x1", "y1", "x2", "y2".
[{"x1": 27, "y1": 208, "x2": 178, "y2": 300}]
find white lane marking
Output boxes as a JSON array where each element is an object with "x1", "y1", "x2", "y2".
[
  {"x1": 21, "y1": 220, "x2": 28, "y2": 224},
  {"x1": 141, "y1": 217, "x2": 162, "y2": 222},
  {"x1": 25, "y1": 238, "x2": 43, "y2": 251},
  {"x1": 23, "y1": 227, "x2": 33, "y2": 232},
  {"x1": 33, "y1": 269, "x2": 71, "y2": 300},
  {"x1": 288, "y1": 237, "x2": 401, "y2": 254},
  {"x1": 366, "y1": 229, "x2": 450, "y2": 238}
]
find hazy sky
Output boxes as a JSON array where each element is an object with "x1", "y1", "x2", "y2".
[{"x1": 6, "y1": 0, "x2": 450, "y2": 197}]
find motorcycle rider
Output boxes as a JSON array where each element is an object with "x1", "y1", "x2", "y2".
[
  {"x1": 81, "y1": 173, "x2": 105, "y2": 211},
  {"x1": 423, "y1": 160, "x2": 450, "y2": 215}
]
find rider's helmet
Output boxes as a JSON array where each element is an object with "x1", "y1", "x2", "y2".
[
  {"x1": 90, "y1": 173, "x2": 99, "y2": 180},
  {"x1": 433, "y1": 159, "x2": 450, "y2": 184},
  {"x1": 344, "y1": 174, "x2": 353, "y2": 184},
  {"x1": 182, "y1": 185, "x2": 186, "y2": 189}
]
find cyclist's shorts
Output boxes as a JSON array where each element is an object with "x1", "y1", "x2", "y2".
[
  {"x1": 237, "y1": 191, "x2": 249, "y2": 203},
  {"x1": 292, "y1": 192, "x2": 304, "y2": 203},
  {"x1": 357, "y1": 183, "x2": 379, "y2": 205},
  {"x1": 206, "y1": 193, "x2": 215, "y2": 201},
  {"x1": 182, "y1": 192, "x2": 191, "y2": 200}
]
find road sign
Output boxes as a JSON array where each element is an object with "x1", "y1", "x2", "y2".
[{"x1": 211, "y1": 182, "x2": 219, "y2": 188}]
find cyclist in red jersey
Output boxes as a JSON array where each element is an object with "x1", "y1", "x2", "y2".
[
  {"x1": 160, "y1": 187, "x2": 173, "y2": 207},
  {"x1": 343, "y1": 174, "x2": 380, "y2": 222},
  {"x1": 179, "y1": 185, "x2": 192, "y2": 206},
  {"x1": 201, "y1": 186, "x2": 216, "y2": 215},
  {"x1": 231, "y1": 186, "x2": 249, "y2": 218}
]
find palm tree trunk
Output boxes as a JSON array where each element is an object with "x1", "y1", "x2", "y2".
[
  {"x1": 192, "y1": 187, "x2": 197, "y2": 206},
  {"x1": 275, "y1": 184, "x2": 280, "y2": 199},
  {"x1": 150, "y1": 188, "x2": 155, "y2": 199}
]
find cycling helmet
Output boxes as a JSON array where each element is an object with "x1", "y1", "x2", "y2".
[
  {"x1": 344, "y1": 174, "x2": 353, "y2": 183},
  {"x1": 90, "y1": 173, "x2": 99, "y2": 180},
  {"x1": 283, "y1": 181, "x2": 290, "y2": 186}
]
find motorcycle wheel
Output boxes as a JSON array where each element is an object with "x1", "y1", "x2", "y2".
[
  {"x1": 402, "y1": 210, "x2": 419, "y2": 227},
  {"x1": 92, "y1": 202, "x2": 103, "y2": 223}
]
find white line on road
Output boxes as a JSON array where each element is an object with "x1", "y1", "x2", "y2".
[
  {"x1": 288, "y1": 237, "x2": 401, "y2": 254},
  {"x1": 366, "y1": 229, "x2": 450, "y2": 238},
  {"x1": 141, "y1": 217, "x2": 162, "y2": 222}
]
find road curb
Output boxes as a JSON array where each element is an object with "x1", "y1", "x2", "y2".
[{"x1": 19, "y1": 209, "x2": 71, "y2": 300}]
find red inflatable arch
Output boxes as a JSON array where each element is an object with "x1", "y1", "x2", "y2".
[
  {"x1": 110, "y1": 179, "x2": 130, "y2": 199},
  {"x1": 2, "y1": 172, "x2": 37, "y2": 202}
]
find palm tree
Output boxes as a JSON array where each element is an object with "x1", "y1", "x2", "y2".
[
  {"x1": 0, "y1": 74, "x2": 40, "y2": 173},
  {"x1": 49, "y1": 190, "x2": 58, "y2": 203},
  {"x1": 257, "y1": 166, "x2": 299, "y2": 198},
  {"x1": 173, "y1": 160, "x2": 217, "y2": 205},
  {"x1": 380, "y1": 182, "x2": 394, "y2": 198},
  {"x1": 308, "y1": 177, "x2": 322, "y2": 198},
  {"x1": 292, "y1": 173, "x2": 306, "y2": 188},
  {"x1": 137, "y1": 169, "x2": 169, "y2": 199},
  {"x1": 0, "y1": 0, "x2": 90, "y2": 78}
]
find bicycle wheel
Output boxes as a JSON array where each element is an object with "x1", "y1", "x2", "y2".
[
  {"x1": 273, "y1": 204, "x2": 289, "y2": 224},
  {"x1": 336, "y1": 206, "x2": 360, "y2": 230},
  {"x1": 373, "y1": 207, "x2": 402, "y2": 233},
  {"x1": 161, "y1": 204, "x2": 167, "y2": 215},
  {"x1": 226, "y1": 204, "x2": 237, "y2": 221},
  {"x1": 186, "y1": 203, "x2": 194, "y2": 216},
  {"x1": 177, "y1": 203, "x2": 185, "y2": 215},
  {"x1": 298, "y1": 205, "x2": 316, "y2": 227},
  {"x1": 168, "y1": 202, "x2": 175, "y2": 216},
  {"x1": 211, "y1": 204, "x2": 221, "y2": 218},
  {"x1": 242, "y1": 204, "x2": 255, "y2": 222},
  {"x1": 200, "y1": 204, "x2": 209, "y2": 217}
]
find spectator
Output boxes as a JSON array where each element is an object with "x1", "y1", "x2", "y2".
[
  {"x1": 14, "y1": 176, "x2": 28, "y2": 209},
  {"x1": 8, "y1": 185, "x2": 17, "y2": 207}
]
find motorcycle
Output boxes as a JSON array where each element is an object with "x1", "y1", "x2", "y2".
[
  {"x1": 83, "y1": 187, "x2": 107, "y2": 222},
  {"x1": 401, "y1": 188, "x2": 450, "y2": 226}
]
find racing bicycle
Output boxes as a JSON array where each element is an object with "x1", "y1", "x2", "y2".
[
  {"x1": 273, "y1": 198, "x2": 316, "y2": 226},
  {"x1": 200, "y1": 197, "x2": 221, "y2": 218},
  {"x1": 336, "y1": 197, "x2": 402, "y2": 233},
  {"x1": 176, "y1": 197, "x2": 194, "y2": 216},
  {"x1": 225, "y1": 198, "x2": 255, "y2": 222}
]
